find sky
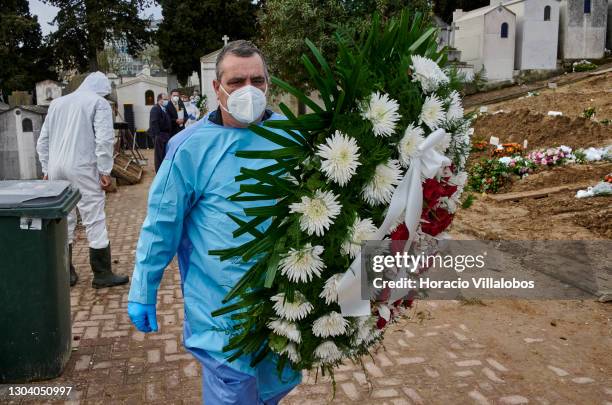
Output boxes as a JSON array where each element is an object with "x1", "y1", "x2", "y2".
[{"x1": 28, "y1": 0, "x2": 163, "y2": 36}]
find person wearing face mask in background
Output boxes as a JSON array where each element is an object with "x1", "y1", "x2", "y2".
[
  {"x1": 165, "y1": 89, "x2": 186, "y2": 135},
  {"x1": 127, "y1": 40, "x2": 301, "y2": 404},
  {"x1": 181, "y1": 93, "x2": 199, "y2": 127},
  {"x1": 148, "y1": 93, "x2": 172, "y2": 172}
]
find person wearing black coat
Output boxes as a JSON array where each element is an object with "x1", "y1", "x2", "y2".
[
  {"x1": 166, "y1": 88, "x2": 187, "y2": 135},
  {"x1": 149, "y1": 93, "x2": 172, "y2": 172}
]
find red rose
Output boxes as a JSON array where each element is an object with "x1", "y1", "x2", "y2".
[
  {"x1": 390, "y1": 223, "x2": 409, "y2": 253},
  {"x1": 423, "y1": 178, "x2": 446, "y2": 206},
  {"x1": 376, "y1": 317, "x2": 387, "y2": 329},
  {"x1": 421, "y1": 208, "x2": 454, "y2": 236},
  {"x1": 391, "y1": 223, "x2": 409, "y2": 240},
  {"x1": 441, "y1": 183, "x2": 458, "y2": 198}
]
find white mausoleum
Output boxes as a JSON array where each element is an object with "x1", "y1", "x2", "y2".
[
  {"x1": 200, "y1": 49, "x2": 222, "y2": 113},
  {"x1": 0, "y1": 106, "x2": 46, "y2": 180},
  {"x1": 503, "y1": 0, "x2": 561, "y2": 70},
  {"x1": 559, "y1": 0, "x2": 608, "y2": 59},
  {"x1": 114, "y1": 68, "x2": 167, "y2": 132},
  {"x1": 452, "y1": 4, "x2": 517, "y2": 81}
]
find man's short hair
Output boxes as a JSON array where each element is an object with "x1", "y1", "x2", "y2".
[
  {"x1": 215, "y1": 40, "x2": 269, "y2": 81},
  {"x1": 170, "y1": 89, "x2": 180, "y2": 95},
  {"x1": 157, "y1": 93, "x2": 166, "y2": 101}
]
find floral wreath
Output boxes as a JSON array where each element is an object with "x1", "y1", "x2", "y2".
[{"x1": 210, "y1": 11, "x2": 472, "y2": 377}]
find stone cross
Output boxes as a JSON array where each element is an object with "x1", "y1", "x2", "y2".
[{"x1": 222, "y1": 35, "x2": 229, "y2": 46}]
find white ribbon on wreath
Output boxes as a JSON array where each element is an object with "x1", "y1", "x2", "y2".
[{"x1": 337, "y1": 128, "x2": 452, "y2": 316}]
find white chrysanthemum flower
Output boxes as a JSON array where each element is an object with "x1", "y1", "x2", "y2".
[
  {"x1": 289, "y1": 190, "x2": 342, "y2": 236},
  {"x1": 446, "y1": 90, "x2": 464, "y2": 121},
  {"x1": 341, "y1": 217, "x2": 377, "y2": 259},
  {"x1": 280, "y1": 342, "x2": 300, "y2": 363},
  {"x1": 279, "y1": 244, "x2": 325, "y2": 283},
  {"x1": 314, "y1": 341, "x2": 343, "y2": 363},
  {"x1": 419, "y1": 94, "x2": 445, "y2": 130},
  {"x1": 312, "y1": 312, "x2": 349, "y2": 338},
  {"x1": 398, "y1": 123, "x2": 425, "y2": 168},
  {"x1": 271, "y1": 292, "x2": 313, "y2": 321},
  {"x1": 362, "y1": 159, "x2": 402, "y2": 206},
  {"x1": 316, "y1": 131, "x2": 361, "y2": 186},
  {"x1": 434, "y1": 131, "x2": 452, "y2": 154},
  {"x1": 360, "y1": 91, "x2": 401, "y2": 137},
  {"x1": 410, "y1": 55, "x2": 449, "y2": 93},
  {"x1": 267, "y1": 319, "x2": 302, "y2": 343},
  {"x1": 319, "y1": 273, "x2": 343, "y2": 304},
  {"x1": 353, "y1": 316, "x2": 381, "y2": 345}
]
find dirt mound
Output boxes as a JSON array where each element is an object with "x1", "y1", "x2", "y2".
[
  {"x1": 510, "y1": 162, "x2": 612, "y2": 192},
  {"x1": 478, "y1": 72, "x2": 612, "y2": 119},
  {"x1": 454, "y1": 163, "x2": 612, "y2": 240},
  {"x1": 493, "y1": 91, "x2": 612, "y2": 118},
  {"x1": 473, "y1": 109, "x2": 612, "y2": 150},
  {"x1": 456, "y1": 72, "x2": 612, "y2": 243},
  {"x1": 580, "y1": 73, "x2": 611, "y2": 90},
  {"x1": 452, "y1": 189, "x2": 612, "y2": 240},
  {"x1": 573, "y1": 207, "x2": 612, "y2": 239}
]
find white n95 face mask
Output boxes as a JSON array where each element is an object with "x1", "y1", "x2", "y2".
[{"x1": 220, "y1": 84, "x2": 267, "y2": 124}]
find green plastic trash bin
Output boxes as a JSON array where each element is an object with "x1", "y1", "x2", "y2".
[{"x1": 0, "y1": 180, "x2": 80, "y2": 383}]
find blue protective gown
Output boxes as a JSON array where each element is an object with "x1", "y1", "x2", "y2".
[{"x1": 128, "y1": 112, "x2": 301, "y2": 403}]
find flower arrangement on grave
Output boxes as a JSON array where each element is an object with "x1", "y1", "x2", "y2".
[
  {"x1": 527, "y1": 146, "x2": 573, "y2": 167},
  {"x1": 468, "y1": 158, "x2": 510, "y2": 193},
  {"x1": 491, "y1": 143, "x2": 523, "y2": 158},
  {"x1": 498, "y1": 156, "x2": 536, "y2": 178},
  {"x1": 471, "y1": 139, "x2": 489, "y2": 152}
]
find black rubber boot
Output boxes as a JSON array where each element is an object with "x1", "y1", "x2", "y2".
[
  {"x1": 69, "y1": 244, "x2": 78, "y2": 287},
  {"x1": 90, "y1": 245, "x2": 129, "y2": 289}
]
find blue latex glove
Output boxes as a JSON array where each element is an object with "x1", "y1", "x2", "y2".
[{"x1": 127, "y1": 302, "x2": 158, "y2": 332}]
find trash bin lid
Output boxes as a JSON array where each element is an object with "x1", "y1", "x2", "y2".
[{"x1": 0, "y1": 180, "x2": 81, "y2": 218}]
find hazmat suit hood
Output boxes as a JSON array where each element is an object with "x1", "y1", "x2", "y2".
[{"x1": 77, "y1": 71, "x2": 112, "y2": 96}]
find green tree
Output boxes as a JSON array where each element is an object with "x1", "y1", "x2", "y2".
[
  {"x1": 139, "y1": 44, "x2": 164, "y2": 72},
  {"x1": 156, "y1": 0, "x2": 259, "y2": 86},
  {"x1": 96, "y1": 46, "x2": 125, "y2": 74},
  {"x1": 44, "y1": 0, "x2": 153, "y2": 72},
  {"x1": 0, "y1": 0, "x2": 55, "y2": 93},
  {"x1": 433, "y1": 0, "x2": 489, "y2": 23},
  {"x1": 257, "y1": 0, "x2": 432, "y2": 95}
]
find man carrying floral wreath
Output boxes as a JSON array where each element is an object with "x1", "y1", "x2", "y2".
[{"x1": 126, "y1": 40, "x2": 301, "y2": 404}]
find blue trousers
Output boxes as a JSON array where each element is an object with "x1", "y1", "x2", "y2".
[{"x1": 195, "y1": 349, "x2": 298, "y2": 405}]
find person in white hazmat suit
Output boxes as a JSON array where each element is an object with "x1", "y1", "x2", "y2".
[
  {"x1": 181, "y1": 94, "x2": 200, "y2": 127},
  {"x1": 37, "y1": 72, "x2": 129, "y2": 289}
]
